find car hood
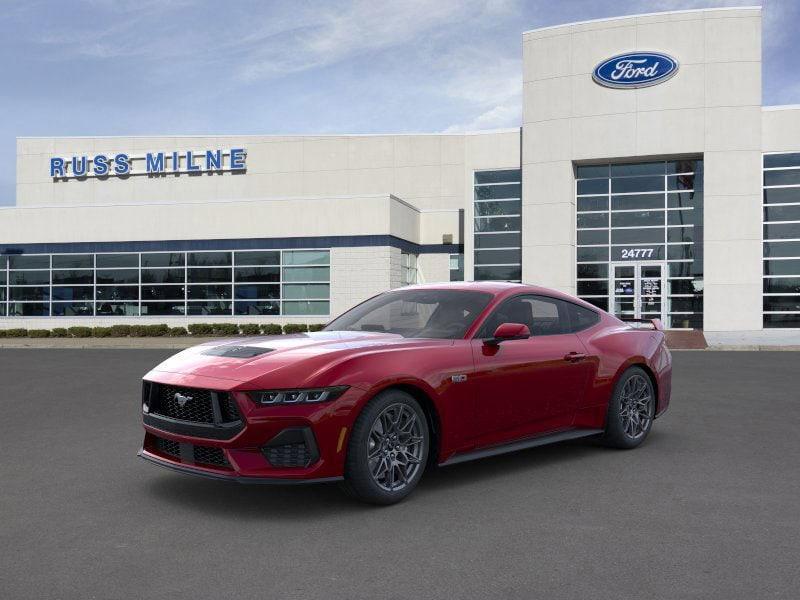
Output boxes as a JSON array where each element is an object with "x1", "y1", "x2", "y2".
[{"x1": 147, "y1": 330, "x2": 453, "y2": 385}]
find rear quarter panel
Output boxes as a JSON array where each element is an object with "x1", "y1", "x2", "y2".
[{"x1": 576, "y1": 319, "x2": 672, "y2": 428}]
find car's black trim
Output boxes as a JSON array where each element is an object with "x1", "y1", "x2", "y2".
[
  {"x1": 438, "y1": 428, "x2": 604, "y2": 467},
  {"x1": 143, "y1": 412, "x2": 244, "y2": 440},
  {"x1": 261, "y1": 427, "x2": 321, "y2": 468},
  {"x1": 138, "y1": 449, "x2": 343, "y2": 485}
]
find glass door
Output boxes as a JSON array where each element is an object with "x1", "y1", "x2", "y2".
[{"x1": 610, "y1": 262, "x2": 666, "y2": 323}]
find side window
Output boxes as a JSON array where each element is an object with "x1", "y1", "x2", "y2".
[
  {"x1": 477, "y1": 294, "x2": 569, "y2": 337},
  {"x1": 565, "y1": 302, "x2": 601, "y2": 333}
]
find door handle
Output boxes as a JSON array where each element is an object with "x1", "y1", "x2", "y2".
[{"x1": 564, "y1": 352, "x2": 587, "y2": 362}]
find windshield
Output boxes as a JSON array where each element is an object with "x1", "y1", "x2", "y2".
[{"x1": 324, "y1": 289, "x2": 493, "y2": 339}]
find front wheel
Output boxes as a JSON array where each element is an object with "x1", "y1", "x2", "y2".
[
  {"x1": 340, "y1": 390, "x2": 429, "y2": 505},
  {"x1": 601, "y1": 366, "x2": 656, "y2": 449}
]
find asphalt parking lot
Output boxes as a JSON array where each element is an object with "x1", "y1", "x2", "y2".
[{"x1": 1, "y1": 350, "x2": 798, "y2": 599}]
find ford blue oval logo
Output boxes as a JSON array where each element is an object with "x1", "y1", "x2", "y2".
[{"x1": 593, "y1": 52, "x2": 679, "y2": 89}]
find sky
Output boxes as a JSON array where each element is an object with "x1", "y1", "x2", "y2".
[{"x1": 1, "y1": 0, "x2": 798, "y2": 206}]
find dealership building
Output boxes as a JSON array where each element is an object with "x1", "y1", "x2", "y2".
[{"x1": 2, "y1": 6, "x2": 799, "y2": 342}]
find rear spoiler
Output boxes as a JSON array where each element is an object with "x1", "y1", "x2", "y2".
[{"x1": 620, "y1": 318, "x2": 664, "y2": 331}]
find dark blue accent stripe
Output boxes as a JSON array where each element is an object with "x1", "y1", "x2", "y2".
[{"x1": 1, "y1": 235, "x2": 462, "y2": 256}]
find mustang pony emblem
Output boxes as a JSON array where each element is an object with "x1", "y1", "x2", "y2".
[{"x1": 174, "y1": 392, "x2": 193, "y2": 407}]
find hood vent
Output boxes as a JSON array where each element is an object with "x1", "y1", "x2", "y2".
[{"x1": 202, "y1": 345, "x2": 274, "y2": 359}]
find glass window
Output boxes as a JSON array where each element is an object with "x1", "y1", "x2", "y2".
[
  {"x1": 611, "y1": 176, "x2": 664, "y2": 194},
  {"x1": 611, "y1": 211, "x2": 664, "y2": 228},
  {"x1": 763, "y1": 296, "x2": 800, "y2": 312},
  {"x1": 283, "y1": 301, "x2": 330, "y2": 316},
  {"x1": 474, "y1": 249, "x2": 521, "y2": 265},
  {"x1": 668, "y1": 227, "x2": 694, "y2": 243},
  {"x1": 141, "y1": 268, "x2": 183, "y2": 284},
  {"x1": 186, "y1": 301, "x2": 232, "y2": 315},
  {"x1": 764, "y1": 170, "x2": 800, "y2": 187},
  {"x1": 474, "y1": 184, "x2": 521, "y2": 200},
  {"x1": 52, "y1": 270, "x2": 93, "y2": 285},
  {"x1": 577, "y1": 263, "x2": 608, "y2": 279},
  {"x1": 612, "y1": 194, "x2": 664, "y2": 211},
  {"x1": 577, "y1": 246, "x2": 609, "y2": 262},
  {"x1": 0, "y1": 270, "x2": 5, "y2": 285},
  {"x1": 282, "y1": 266, "x2": 329, "y2": 282},
  {"x1": 188, "y1": 252, "x2": 231, "y2": 267},
  {"x1": 581, "y1": 297, "x2": 608, "y2": 311},
  {"x1": 187, "y1": 268, "x2": 231, "y2": 283},
  {"x1": 667, "y1": 209, "x2": 697, "y2": 225},
  {"x1": 187, "y1": 285, "x2": 232, "y2": 300},
  {"x1": 764, "y1": 314, "x2": 800, "y2": 328},
  {"x1": 565, "y1": 303, "x2": 601, "y2": 332},
  {"x1": 283, "y1": 283, "x2": 330, "y2": 300},
  {"x1": 474, "y1": 233, "x2": 520, "y2": 249},
  {"x1": 449, "y1": 254, "x2": 464, "y2": 282},
  {"x1": 764, "y1": 241, "x2": 800, "y2": 258},
  {"x1": 764, "y1": 153, "x2": 800, "y2": 168},
  {"x1": 283, "y1": 250, "x2": 329, "y2": 266},
  {"x1": 764, "y1": 205, "x2": 800, "y2": 222},
  {"x1": 669, "y1": 279, "x2": 703, "y2": 295},
  {"x1": 234, "y1": 251, "x2": 279, "y2": 266},
  {"x1": 611, "y1": 228, "x2": 665, "y2": 245},
  {"x1": 96, "y1": 286, "x2": 138, "y2": 301},
  {"x1": 666, "y1": 160, "x2": 701, "y2": 174},
  {"x1": 764, "y1": 277, "x2": 800, "y2": 294},
  {"x1": 577, "y1": 230, "x2": 608, "y2": 245},
  {"x1": 763, "y1": 188, "x2": 800, "y2": 205},
  {"x1": 235, "y1": 301, "x2": 279, "y2": 316},
  {"x1": 474, "y1": 170, "x2": 520, "y2": 185},
  {"x1": 52, "y1": 302, "x2": 94, "y2": 317},
  {"x1": 764, "y1": 223, "x2": 800, "y2": 240},
  {"x1": 326, "y1": 289, "x2": 492, "y2": 338},
  {"x1": 142, "y1": 285, "x2": 185, "y2": 301},
  {"x1": 478, "y1": 295, "x2": 568, "y2": 337},
  {"x1": 52, "y1": 254, "x2": 92, "y2": 269},
  {"x1": 234, "y1": 267, "x2": 280, "y2": 282},
  {"x1": 474, "y1": 200, "x2": 521, "y2": 216},
  {"x1": 577, "y1": 281, "x2": 608, "y2": 295},
  {"x1": 577, "y1": 212, "x2": 608, "y2": 228},
  {"x1": 234, "y1": 284, "x2": 280, "y2": 300},
  {"x1": 96, "y1": 254, "x2": 138, "y2": 268},
  {"x1": 474, "y1": 216, "x2": 520, "y2": 232},
  {"x1": 667, "y1": 174, "x2": 699, "y2": 191},
  {"x1": 9, "y1": 255, "x2": 48, "y2": 269},
  {"x1": 764, "y1": 259, "x2": 800, "y2": 276},
  {"x1": 576, "y1": 164, "x2": 609, "y2": 178},
  {"x1": 10, "y1": 287, "x2": 49, "y2": 301},
  {"x1": 611, "y1": 162, "x2": 664, "y2": 177},
  {"x1": 577, "y1": 196, "x2": 608, "y2": 211},
  {"x1": 9, "y1": 271, "x2": 50, "y2": 285},
  {"x1": 141, "y1": 302, "x2": 185, "y2": 316},
  {"x1": 52, "y1": 286, "x2": 94, "y2": 301},
  {"x1": 141, "y1": 253, "x2": 184, "y2": 268},
  {"x1": 8, "y1": 302, "x2": 49, "y2": 316},
  {"x1": 577, "y1": 179, "x2": 608, "y2": 195},
  {"x1": 474, "y1": 265, "x2": 521, "y2": 281},
  {"x1": 96, "y1": 302, "x2": 139, "y2": 316},
  {"x1": 97, "y1": 269, "x2": 138, "y2": 284}
]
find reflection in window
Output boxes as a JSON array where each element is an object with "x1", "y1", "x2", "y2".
[{"x1": 474, "y1": 169, "x2": 521, "y2": 282}]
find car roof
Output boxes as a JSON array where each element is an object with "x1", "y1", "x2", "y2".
[{"x1": 394, "y1": 281, "x2": 585, "y2": 304}]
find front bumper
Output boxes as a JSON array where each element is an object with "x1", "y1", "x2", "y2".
[
  {"x1": 137, "y1": 449, "x2": 343, "y2": 484},
  {"x1": 140, "y1": 375, "x2": 364, "y2": 482}
]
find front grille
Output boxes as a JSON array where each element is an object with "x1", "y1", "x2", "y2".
[
  {"x1": 156, "y1": 436, "x2": 181, "y2": 459},
  {"x1": 151, "y1": 435, "x2": 231, "y2": 469},
  {"x1": 144, "y1": 382, "x2": 240, "y2": 425},
  {"x1": 264, "y1": 443, "x2": 310, "y2": 468},
  {"x1": 193, "y1": 445, "x2": 230, "y2": 468}
]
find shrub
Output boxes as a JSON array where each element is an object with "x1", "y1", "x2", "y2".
[
  {"x1": 283, "y1": 323, "x2": 308, "y2": 334},
  {"x1": 109, "y1": 324, "x2": 132, "y2": 337},
  {"x1": 188, "y1": 323, "x2": 214, "y2": 336},
  {"x1": 239, "y1": 324, "x2": 261, "y2": 336},
  {"x1": 167, "y1": 327, "x2": 188, "y2": 337},
  {"x1": 212, "y1": 323, "x2": 239, "y2": 336},
  {"x1": 261, "y1": 324, "x2": 282, "y2": 336},
  {"x1": 128, "y1": 325, "x2": 149, "y2": 337},
  {"x1": 307, "y1": 324, "x2": 326, "y2": 332},
  {"x1": 5, "y1": 328, "x2": 28, "y2": 338},
  {"x1": 145, "y1": 324, "x2": 169, "y2": 337},
  {"x1": 91, "y1": 327, "x2": 113, "y2": 338},
  {"x1": 28, "y1": 329, "x2": 51, "y2": 338},
  {"x1": 0, "y1": 330, "x2": 6, "y2": 338},
  {"x1": 51, "y1": 328, "x2": 69, "y2": 338},
  {"x1": 68, "y1": 326, "x2": 92, "y2": 338}
]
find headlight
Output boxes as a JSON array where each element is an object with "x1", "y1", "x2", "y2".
[{"x1": 249, "y1": 386, "x2": 349, "y2": 405}]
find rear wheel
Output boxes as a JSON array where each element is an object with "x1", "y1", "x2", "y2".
[
  {"x1": 340, "y1": 390, "x2": 429, "y2": 505},
  {"x1": 601, "y1": 366, "x2": 655, "y2": 449}
]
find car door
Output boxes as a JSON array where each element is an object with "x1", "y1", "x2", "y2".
[{"x1": 469, "y1": 294, "x2": 591, "y2": 447}]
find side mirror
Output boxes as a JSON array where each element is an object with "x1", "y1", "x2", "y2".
[{"x1": 485, "y1": 322, "x2": 531, "y2": 345}]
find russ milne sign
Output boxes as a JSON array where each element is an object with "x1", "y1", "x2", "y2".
[
  {"x1": 49, "y1": 148, "x2": 247, "y2": 179},
  {"x1": 592, "y1": 52, "x2": 679, "y2": 89}
]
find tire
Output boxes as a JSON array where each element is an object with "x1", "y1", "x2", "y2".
[
  {"x1": 601, "y1": 366, "x2": 656, "y2": 449},
  {"x1": 340, "y1": 389, "x2": 429, "y2": 505}
]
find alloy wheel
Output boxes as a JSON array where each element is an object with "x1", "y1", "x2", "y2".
[
  {"x1": 619, "y1": 374, "x2": 654, "y2": 440},
  {"x1": 367, "y1": 403, "x2": 424, "y2": 492}
]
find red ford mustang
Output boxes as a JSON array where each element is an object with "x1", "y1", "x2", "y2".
[{"x1": 139, "y1": 282, "x2": 672, "y2": 504}]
